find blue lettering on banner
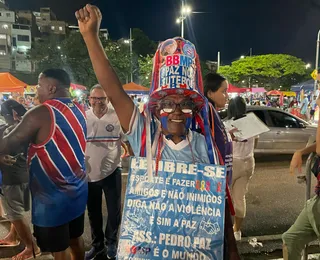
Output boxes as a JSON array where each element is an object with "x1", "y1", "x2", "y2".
[
  {"x1": 117, "y1": 157, "x2": 226, "y2": 260},
  {"x1": 159, "y1": 62, "x2": 195, "y2": 90}
]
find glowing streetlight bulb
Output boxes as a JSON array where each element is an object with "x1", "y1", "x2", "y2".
[
  {"x1": 124, "y1": 39, "x2": 130, "y2": 44},
  {"x1": 182, "y1": 6, "x2": 192, "y2": 14},
  {"x1": 176, "y1": 18, "x2": 181, "y2": 24},
  {"x1": 306, "y1": 63, "x2": 311, "y2": 69},
  {"x1": 240, "y1": 55, "x2": 245, "y2": 59},
  {"x1": 57, "y1": 46, "x2": 61, "y2": 50}
]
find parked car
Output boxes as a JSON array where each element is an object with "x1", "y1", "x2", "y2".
[{"x1": 219, "y1": 106, "x2": 316, "y2": 154}]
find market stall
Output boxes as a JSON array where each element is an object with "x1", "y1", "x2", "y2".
[
  {"x1": 123, "y1": 82, "x2": 150, "y2": 110},
  {"x1": 0, "y1": 72, "x2": 26, "y2": 94},
  {"x1": 266, "y1": 90, "x2": 284, "y2": 107},
  {"x1": 123, "y1": 82, "x2": 150, "y2": 95},
  {"x1": 281, "y1": 91, "x2": 296, "y2": 97},
  {"x1": 227, "y1": 84, "x2": 247, "y2": 94},
  {"x1": 245, "y1": 87, "x2": 266, "y2": 105}
]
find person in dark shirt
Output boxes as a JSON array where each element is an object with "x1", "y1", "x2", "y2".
[
  {"x1": 204, "y1": 73, "x2": 240, "y2": 260},
  {"x1": 0, "y1": 100, "x2": 41, "y2": 259}
]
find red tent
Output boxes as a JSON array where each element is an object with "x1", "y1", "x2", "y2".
[
  {"x1": 0, "y1": 72, "x2": 26, "y2": 93},
  {"x1": 267, "y1": 90, "x2": 282, "y2": 96},
  {"x1": 227, "y1": 84, "x2": 247, "y2": 93},
  {"x1": 267, "y1": 90, "x2": 284, "y2": 106}
]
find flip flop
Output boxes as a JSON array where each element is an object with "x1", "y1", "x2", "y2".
[
  {"x1": 23, "y1": 251, "x2": 42, "y2": 260},
  {"x1": 0, "y1": 240, "x2": 20, "y2": 247}
]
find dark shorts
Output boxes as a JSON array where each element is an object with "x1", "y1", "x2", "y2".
[
  {"x1": 310, "y1": 109, "x2": 315, "y2": 116},
  {"x1": 33, "y1": 213, "x2": 84, "y2": 253}
]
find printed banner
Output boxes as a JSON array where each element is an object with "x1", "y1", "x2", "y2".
[{"x1": 117, "y1": 157, "x2": 226, "y2": 260}]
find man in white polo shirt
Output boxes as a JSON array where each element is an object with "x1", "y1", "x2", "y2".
[{"x1": 85, "y1": 85, "x2": 123, "y2": 260}]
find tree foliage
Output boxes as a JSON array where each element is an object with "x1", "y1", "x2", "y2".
[
  {"x1": 28, "y1": 29, "x2": 158, "y2": 89},
  {"x1": 132, "y1": 28, "x2": 157, "y2": 57},
  {"x1": 104, "y1": 41, "x2": 132, "y2": 84},
  {"x1": 28, "y1": 33, "x2": 97, "y2": 87},
  {"x1": 218, "y1": 54, "x2": 309, "y2": 90},
  {"x1": 138, "y1": 55, "x2": 153, "y2": 87}
]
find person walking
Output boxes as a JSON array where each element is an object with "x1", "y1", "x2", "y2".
[
  {"x1": 85, "y1": 85, "x2": 123, "y2": 259},
  {"x1": 226, "y1": 97, "x2": 257, "y2": 241}
]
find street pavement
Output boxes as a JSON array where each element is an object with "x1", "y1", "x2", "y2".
[{"x1": 0, "y1": 155, "x2": 319, "y2": 259}]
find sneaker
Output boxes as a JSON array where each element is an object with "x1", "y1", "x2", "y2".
[
  {"x1": 93, "y1": 248, "x2": 108, "y2": 260},
  {"x1": 107, "y1": 244, "x2": 117, "y2": 259},
  {"x1": 234, "y1": 230, "x2": 242, "y2": 241},
  {"x1": 85, "y1": 247, "x2": 105, "y2": 260}
]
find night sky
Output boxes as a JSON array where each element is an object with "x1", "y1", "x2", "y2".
[{"x1": 6, "y1": 0, "x2": 320, "y2": 65}]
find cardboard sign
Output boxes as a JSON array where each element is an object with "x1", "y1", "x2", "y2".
[{"x1": 117, "y1": 157, "x2": 226, "y2": 260}]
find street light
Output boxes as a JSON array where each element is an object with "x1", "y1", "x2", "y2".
[
  {"x1": 175, "y1": 4, "x2": 192, "y2": 38},
  {"x1": 182, "y1": 6, "x2": 192, "y2": 14},
  {"x1": 306, "y1": 63, "x2": 311, "y2": 69},
  {"x1": 57, "y1": 46, "x2": 61, "y2": 50},
  {"x1": 240, "y1": 55, "x2": 245, "y2": 59}
]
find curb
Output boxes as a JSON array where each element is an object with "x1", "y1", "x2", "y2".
[{"x1": 239, "y1": 234, "x2": 282, "y2": 243}]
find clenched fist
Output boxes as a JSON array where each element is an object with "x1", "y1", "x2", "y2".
[{"x1": 75, "y1": 4, "x2": 102, "y2": 38}]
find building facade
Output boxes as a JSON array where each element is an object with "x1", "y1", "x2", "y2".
[
  {"x1": 11, "y1": 23, "x2": 32, "y2": 72},
  {"x1": 33, "y1": 8, "x2": 67, "y2": 36},
  {"x1": 0, "y1": 8, "x2": 15, "y2": 70}
]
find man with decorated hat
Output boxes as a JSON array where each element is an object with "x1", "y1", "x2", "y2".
[{"x1": 76, "y1": 4, "x2": 240, "y2": 259}]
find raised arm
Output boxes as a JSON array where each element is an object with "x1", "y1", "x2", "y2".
[
  {"x1": 317, "y1": 96, "x2": 320, "y2": 155},
  {"x1": 76, "y1": 4, "x2": 135, "y2": 132},
  {"x1": 0, "y1": 106, "x2": 45, "y2": 154}
]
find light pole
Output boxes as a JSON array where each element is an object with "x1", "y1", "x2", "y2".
[
  {"x1": 176, "y1": 5, "x2": 191, "y2": 38},
  {"x1": 315, "y1": 29, "x2": 320, "y2": 92}
]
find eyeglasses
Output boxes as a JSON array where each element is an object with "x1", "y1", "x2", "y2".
[
  {"x1": 158, "y1": 100, "x2": 195, "y2": 114},
  {"x1": 90, "y1": 97, "x2": 107, "y2": 102}
]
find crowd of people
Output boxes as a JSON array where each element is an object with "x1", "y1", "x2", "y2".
[
  {"x1": 0, "y1": 3, "x2": 319, "y2": 260},
  {"x1": 243, "y1": 93, "x2": 319, "y2": 123}
]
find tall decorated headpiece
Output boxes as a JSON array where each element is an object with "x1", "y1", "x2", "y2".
[
  {"x1": 148, "y1": 37, "x2": 205, "y2": 110},
  {"x1": 140, "y1": 37, "x2": 219, "y2": 168}
]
